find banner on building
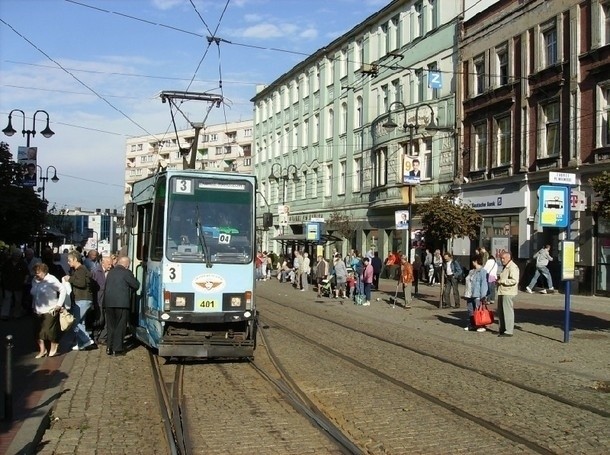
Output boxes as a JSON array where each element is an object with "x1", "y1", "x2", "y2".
[{"x1": 402, "y1": 155, "x2": 421, "y2": 185}]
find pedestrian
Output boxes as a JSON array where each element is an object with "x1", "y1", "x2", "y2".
[
  {"x1": 371, "y1": 251, "x2": 382, "y2": 290},
  {"x1": 63, "y1": 252, "x2": 96, "y2": 351},
  {"x1": 292, "y1": 251, "x2": 302, "y2": 288},
  {"x1": 496, "y1": 251, "x2": 520, "y2": 337},
  {"x1": 412, "y1": 254, "x2": 422, "y2": 295},
  {"x1": 261, "y1": 251, "x2": 268, "y2": 280},
  {"x1": 423, "y1": 249, "x2": 433, "y2": 284},
  {"x1": 442, "y1": 252, "x2": 463, "y2": 308},
  {"x1": 333, "y1": 254, "x2": 348, "y2": 299},
  {"x1": 91, "y1": 256, "x2": 113, "y2": 345},
  {"x1": 464, "y1": 255, "x2": 488, "y2": 332},
  {"x1": 84, "y1": 249, "x2": 100, "y2": 272},
  {"x1": 361, "y1": 257, "x2": 373, "y2": 306},
  {"x1": 31, "y1": 263, "x2": 66, "y2": 358},
  {"x1": 483, "y1": 254, "x2": 498, "y2": 304},
  {"x1": 315, "y1": 255, "x2": 329, "y2": 298},
  {"x1": 104, "y1": 256, "x2": 140, "y2": 356},
  {"x1": 399, "y1": 257, "x2": 414, "y2": 308},
  {"x1": 300, "y1": 252, "x2": 311, "y2": 292},
  {"x1": 526, "y1": 244, "x2": 554, "y2": 294},
  {"x1": 0, "y1": 249, "x2": 28, "y2": 320},
  {"x1": 432, "y1": 249, "x2": 443, "y2": 285}
]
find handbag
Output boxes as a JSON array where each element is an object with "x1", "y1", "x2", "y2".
[
  {"x1": 473, "y1": 304, "x2": 494, "y2": 326},
  {"x1": 59, "y1": 307, "x2": 75, "y2": 331}
]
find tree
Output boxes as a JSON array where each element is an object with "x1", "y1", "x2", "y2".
[
  {"x1": 0, "y1": 141, "x2": 46, "y2": 244},
  {"x1": 590, "y1": 172, "x2": 610, "y2": 219},
  {"x1": 419, "y1": 195, "x2": 482, "y2": 250},
  {"x1": 327, "y1": 210, "x2": 355, "y2": 243}
]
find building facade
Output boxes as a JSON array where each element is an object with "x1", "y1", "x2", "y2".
[
  {"x1": 124, "y1": 120, "x2": 253, "y2": 204},
  {"x1": 459, "y1": 0, "x2": 610, "y2": 294},
  {"x1": 252, "y1": 0, "x2": 462, "y2": 260}
]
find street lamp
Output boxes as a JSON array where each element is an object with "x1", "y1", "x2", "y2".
[
  {"x1": 37, "y1": 165, "x2": 59, "y2": 203},
  {"x1": 383, "y1": 101, "x2": 437, "y2": 260},
  {"x1": 2, "y1": 109, "x2": 55, "y2": 147},
  {"x1": 269, "y1": 162, "x2": 300, "y2": 236}
]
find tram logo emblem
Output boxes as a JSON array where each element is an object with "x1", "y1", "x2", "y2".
[{"x1": 193, "y1": 273, "x2": 226, "y2": 292}]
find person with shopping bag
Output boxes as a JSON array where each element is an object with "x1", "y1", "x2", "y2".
[
  {"x1": 63, "y1": 252, "x2": 96, "y2": 351},
  {"x1": 31, "y1": 263, "x2": 67, "y2": 358},
  {"x1": 464, "y1": 255, "x2": 489, "y2": 332}
]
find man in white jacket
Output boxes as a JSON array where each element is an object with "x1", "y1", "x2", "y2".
[{"x1": 525, "y1": 245, "x2": 554, "y2": 294}]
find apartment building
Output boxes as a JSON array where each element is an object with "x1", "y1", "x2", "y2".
[
  {"x1": 459, "y1": 0, "x2": 610, "y2": 294},
  {"x1": 124, "y1": 120, "x2": 253, "y2": 203},
  {"x1": 253, "y1": 0, "x2": 463, "y2": 259}
]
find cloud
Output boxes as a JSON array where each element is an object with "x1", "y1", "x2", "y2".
[
  {"x1": 300, "y1": 28, "x2": 318, "y2": 40},
  {"x1": 151, "y1": 0, "x2": 183, "y2": 11}
]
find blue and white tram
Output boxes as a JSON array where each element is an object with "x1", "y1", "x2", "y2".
[{"x1": 125, "y1": 170, "x2": 270, "y2": 358}]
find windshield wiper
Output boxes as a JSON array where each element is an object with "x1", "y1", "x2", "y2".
[{"x1": 195, "y1": 205, "x2": 212, "y2": 268}]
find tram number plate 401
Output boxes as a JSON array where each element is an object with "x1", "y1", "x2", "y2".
[{"x1": 199, "y1": 300, "x2": 217, "y2": 309}]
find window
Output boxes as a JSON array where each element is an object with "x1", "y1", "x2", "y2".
[
  {"x1": 292, "y1": 80, "x2": 299, "y2": 104},
  {"x1": 340, "y1": 48, "x2": 348, "y2": 78},
  {"x1": 338, "y1": 160, "x2": 346, "y2": 195},
  {"x1": 392, "y1": 78, "x2": 402, "y2": 103},
  {"x1": 381, "y1": 84, "x2": 389, "y2": 115},
  {"x1": 604, "y1": 1, "x2": 610, "y2": 45},
  {"x1": 292, "y1": 123, "x2": 298, "y2": 151},
  {"x1": 603, "y1": 86, "x2": 610, "y2": 146},
  {"x1": 328, "y1": 108, "x2": 334, "y2": 138},
  {"x1": 137, "y1": 144, "x2": 143, "y2": 151},
  {"x1": 314, "y1": 113, "x2": 320, "y2": 143},
  {"x1": 427, "y1": 62, "x2": 439, "y2": 99},
  {"x1": 429, "y1": 0, "x2": 438, "y2": 29},
  {"x1": 473, "y1": 122, "x2": 488, "y2": 170},
  {"x1": 340, "y1": 103, "x2": 348, "y2": 134},
  {"x1": 353, "y1": 40, "x2": 362, "y2": 70},
  {"x1": 301, "y1": 171, "x2": 307, "y2": 200},
  {"x1": 244, "y1": 128, "x2": 252, "y2": 137},
  {"x1": 311, "y1": 168, "x2": 318, "y2": 198},
  {"x1": 244, "y1": 158, "x2": 252, "y2": 166},
  {"x1": 380, "y1": 23, "x2": 388, "y2": 57},
  {"x1": 314, "y1": 64, "x2": 320, "y2": 92},
  {"x1": 224, "y1": 146, "x2": 231, "y2": 155},
  {"x1": 496, "y1": 45, "x2": 509, "y2": 86},
  {"x1": 474, "y1": 54, "x2": 485, "y2": 94},
  {"x1": 390, "y1": 15, "x2": 400, "y2": 51},
  {"x1": 495, "y1": 115, "x2": 511, "y2": 166},
  {"x1": 416, "y1": 69, "x2": 425, "y2": 102},
  {"x1": 302, "y1": 119, "x2": 309, "y2": 147},
  {"x1": 374, "y1": 148, "x2": 388, "y2": 187},
  {"x1": 325, "y1": 164, "x2": 333, "y2": 197},
  {"x1": 215, "y1": 146, "x2": 223, "y2": 156},
  {"x1": 302, "y1": 73, "x2": 309, "y2": 97},
  {"x1": 542, "y1": 22, "x2": 558, "y2": 67},
  {"x1": 420, "y1": 138, "x2": 432, "y2": 180},
  {"x1": 414, "y1": 1, "x2": 423, "y2": 38},
  {"x1": 353, "y1": 157, "x2": 362, "y2": 192},
  {"x1": 540, "y1": 100, "x2": 560, "y2": 157},
  {"x1": 130, "y1": 144, "x2": 136, "y2": 152},
  {"x1": 356, "y1": 96, "x2": 363, "y2": 128}
]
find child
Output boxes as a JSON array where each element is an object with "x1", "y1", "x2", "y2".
[{"x1": 346, "y1": 272, "x2": 356, "y2": 299}]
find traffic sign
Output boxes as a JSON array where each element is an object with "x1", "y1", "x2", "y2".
[{"x1": 539, "y1": 185, "x2": 569, "y2": 228}]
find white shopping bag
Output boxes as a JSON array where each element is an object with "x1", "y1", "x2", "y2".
[{"x1": 62, "y1": 281, "x2": 73, "y2": 308}]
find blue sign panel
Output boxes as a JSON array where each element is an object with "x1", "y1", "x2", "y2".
[
  {"x1": 306, "y1": 222, "x2": 321, "y2": 242},
  {"x1": 428, "y1": 70, "x2": 442, "y2": 89},
  {"x1": 538, "y1": 185, "x2": 569, "y2": 228}
]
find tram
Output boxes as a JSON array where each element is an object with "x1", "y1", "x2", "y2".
[{"x1": 124, "y1": 169, "x2": 271, "y2": 358}]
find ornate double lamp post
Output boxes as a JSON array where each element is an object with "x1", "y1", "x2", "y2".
[{"x1": 2, "y1": 109, "x2": 55, "y2": 147}]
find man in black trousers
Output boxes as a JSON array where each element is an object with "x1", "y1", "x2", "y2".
[{"x1": 104, "y1": 256, "x2": 139, "y2": 356}]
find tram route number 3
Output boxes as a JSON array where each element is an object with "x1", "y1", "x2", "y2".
[{"x1": 199, "y1": 300, "x2": 217, "y2": 309}]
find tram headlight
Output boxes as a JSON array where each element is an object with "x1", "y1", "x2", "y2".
[{"x1": 244, "y1": 311, "x2": 252, "y2": 318}]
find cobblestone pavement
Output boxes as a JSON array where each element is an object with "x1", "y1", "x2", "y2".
[
  {"x1": 5, "y1": 277, "x2": 609, "y2": 454},
  {"x1": 36, "y1": 347, "x2": 166, "y2": 455}
]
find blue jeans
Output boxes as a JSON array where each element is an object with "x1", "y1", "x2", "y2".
[
  {"x1": 528, "y1": 266, "x2": 553, "y2": 290},
  {"x1": 363, "y1": 283, "x2": 372, "y2": 301},
  {"x1": 73, "y1": 299, "x2": 93, "y2": 347}
]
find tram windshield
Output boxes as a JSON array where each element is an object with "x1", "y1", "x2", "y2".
[{"x1": 166, "y1": 176, "x2": 254, "y2": 264}]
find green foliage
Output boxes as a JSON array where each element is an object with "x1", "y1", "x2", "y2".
[
  {"x1": 419, "y1": 195, "x2": 482, "y2": 246},
  {"x1": 327, "y1": 210, "x2": 354, "y2": 240},
  {"x1": 590, "y1": 172, "x2": 610, "y2": 219},
  {"x1": 0, "y1": 142, "x2": 46, "y2": 244}
]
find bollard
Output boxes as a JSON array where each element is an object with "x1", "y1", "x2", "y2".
[{"x1": 4, "y1": 334, "x2": 13, "y2": 421}]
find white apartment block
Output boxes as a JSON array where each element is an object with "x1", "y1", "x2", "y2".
[{"x1": 124, "y1": 120, "x2": 254, "y2": 203}]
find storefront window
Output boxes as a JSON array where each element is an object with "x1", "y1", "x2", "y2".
[
  {"x1": 481, "y1": 215, "x2": 518, "y2": 259},
  {"x1": 597, "y1": 219, "x2": 610, "y2": 294}
]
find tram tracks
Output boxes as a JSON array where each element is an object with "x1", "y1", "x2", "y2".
[
  {"x1": 149, "y1": 353, "x2": 190, "y2": 455},
  {"x1": 258, "y1": 298, "x2": 610, "y2": 454}
]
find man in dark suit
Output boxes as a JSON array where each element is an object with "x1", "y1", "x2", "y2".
[
  {"x1": 408, "y1": 159, "x2": 421, "y2": 177},
  {"x1": 103, "y1": 256, "x2": 139, "y2": 356}
]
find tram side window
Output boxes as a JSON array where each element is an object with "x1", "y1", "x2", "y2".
[
  {"x1": 136, "y1": 205, "x2": 150, "y2": 261},
  {"x1": 150, "y1": 198, "x2": 165, "y2": 261}
]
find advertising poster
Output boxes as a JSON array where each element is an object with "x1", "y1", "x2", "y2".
[
  {"x1": 17, "y1": 146, "x2": 38, "y2": 187},
  {"x1": 402, "y1": 155, "x2": 421, "y2": 185},
  {"x1": 395, "y1": 210, "x2": 409, "y2": 230}
]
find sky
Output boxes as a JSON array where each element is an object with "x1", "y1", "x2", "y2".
[{"x1": 0, "y1": 0, "x2": 389, "y2": 212}]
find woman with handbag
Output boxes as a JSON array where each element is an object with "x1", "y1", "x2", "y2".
[
  {"x1": 464, "y1": 255, "x2": 489, "y2": 332},
  {"x1": 31, "y1": 263, "x2": 67, "y2": 358}
]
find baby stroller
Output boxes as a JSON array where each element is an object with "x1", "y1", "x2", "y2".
[{"x1": 318, "y1": 276, "x2": 335, "y2": 297}]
